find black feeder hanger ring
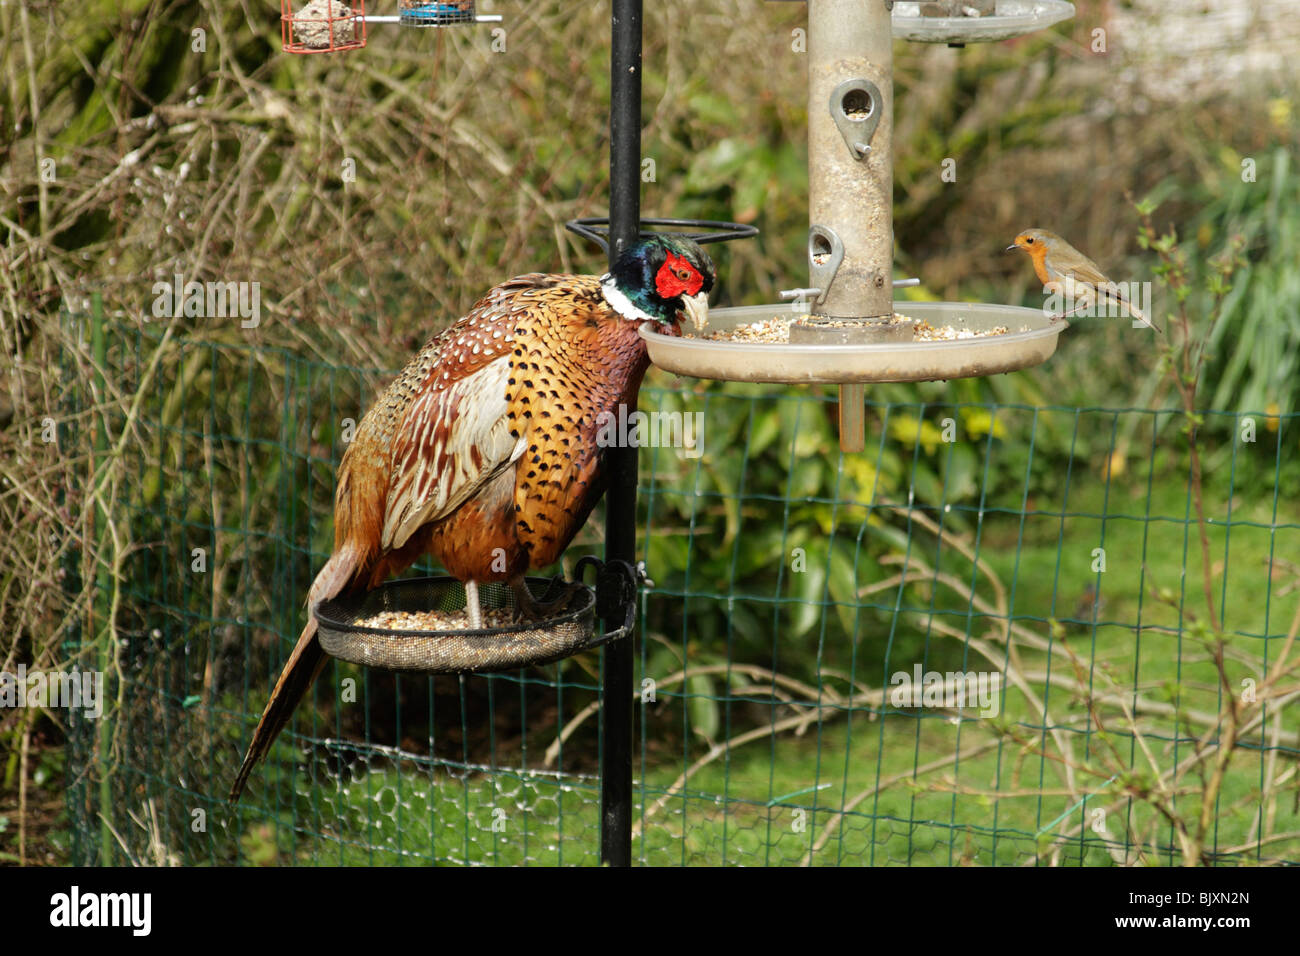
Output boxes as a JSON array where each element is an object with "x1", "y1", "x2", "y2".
[
  {"x1": 565, "y1": 217, "x2": 759, "y2": 254},
  {"x1": 573, "y1": 555, "x2": 640, "y2": 637}
]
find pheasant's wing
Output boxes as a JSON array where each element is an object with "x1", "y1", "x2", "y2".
[
  {"x1": 381, "y1": 360, "x2": 521, "y2": 551},
  {"x1": 379, "y1": 277, "x2": 555, "y2": 551}
]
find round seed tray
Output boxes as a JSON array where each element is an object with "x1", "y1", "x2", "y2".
[
  {"x1": 643, "y1": 301, "x2": 1064, "y2": 384},
  {"x1": 315, "y1": 575, "x2": 620, "y2": 675},
  {"x1": 891, "y1": 1, "x2": 1075, "y2": 43}
]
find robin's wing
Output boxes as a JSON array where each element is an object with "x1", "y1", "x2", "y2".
[
  {"x1": 1066, "y1": 252, "x2": 1139, "y2": 306},
  {"x1": 1063, "y1": 253, "x2": 1112, "y2": 288},
  {"x1": 1062, "y1": 251, "x2": 1159, "y2": 329},
  {"x1": 379, "y1": 280, "x2": 554, "y2": 551}
]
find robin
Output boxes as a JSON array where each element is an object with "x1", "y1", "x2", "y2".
[{"x1": 1008, "y1": 228, "x2": 1160, "y2": 332}]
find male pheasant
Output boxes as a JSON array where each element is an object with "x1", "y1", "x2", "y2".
[{"x1": 228, "y1": 235, "x2": 714, "y2": 801}]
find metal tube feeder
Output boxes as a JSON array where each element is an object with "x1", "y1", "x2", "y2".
[
  {"x1": 801, "y1": 0, "x2": 896, "y2": 451},
  {"x1": 640, "y1": 0, "x2": 1071, "y2": 452}
]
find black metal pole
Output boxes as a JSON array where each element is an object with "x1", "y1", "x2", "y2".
[{"x1": 600, "y1": 0, "x2": 641, "y2": 868}]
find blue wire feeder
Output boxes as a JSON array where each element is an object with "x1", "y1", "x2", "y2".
[{"x1": 399, "y1": 2, "x2": 474, "y2": 25}]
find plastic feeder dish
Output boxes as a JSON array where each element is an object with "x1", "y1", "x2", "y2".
[{"x1": 642, "y1": 301, "x2": 1065, "y2": 385}]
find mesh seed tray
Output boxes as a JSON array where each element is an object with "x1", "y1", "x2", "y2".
[
  {"x1": 315, "y1": 566, "x2": 635, "y2": 674},
  {"x1": 643, "y1": 301, "x2": 1064, "y2": 384},
  {"x1": 891, "y1": 1, "x2": 1075, "y2": 43}
]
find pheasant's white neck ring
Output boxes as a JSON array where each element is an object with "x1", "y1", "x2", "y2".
[{"x1": 601, "y1": 273, "x2": 659, "y2": 323}]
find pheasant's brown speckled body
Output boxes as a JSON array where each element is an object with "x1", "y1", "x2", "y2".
[
  {"x1": 230, "y1": 237, "x2": 714, "y2": 800},
  {"x1": 337, "y1": 273, "x2": 662, "y2": 589}
]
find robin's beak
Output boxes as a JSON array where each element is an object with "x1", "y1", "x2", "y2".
[
  {"x1": 680, "y1": 291, "x2": 710, "y2": 330},
  {"x1": 1005, "y1": 243, "x2": 1019, "y2": 252}
]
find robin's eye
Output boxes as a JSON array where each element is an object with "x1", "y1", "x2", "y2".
[{"x1": 1026, "y1": 238, "x2": 1035, "y2": 244}]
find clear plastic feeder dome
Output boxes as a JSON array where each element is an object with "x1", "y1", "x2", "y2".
[{"x1": 891, "y1": 1, "x2": 1076, "y2": 44}]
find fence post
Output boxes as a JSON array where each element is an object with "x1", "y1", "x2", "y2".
[
  {"x1": 600, "y1": 0, "x2": 642, "y2": 868},
  {"x1": 90, "y1": 292, "x2": 114, "y2": 864}
]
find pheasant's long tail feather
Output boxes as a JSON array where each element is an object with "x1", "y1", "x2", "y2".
[
  {"x1": 227, "y1": 618, "x2": 328, "y2": 802},
  {"x1": 228, "y1": 545, "x2": 359, "y2": 802}
]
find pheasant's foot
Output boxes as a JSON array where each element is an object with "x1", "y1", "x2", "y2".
[{"x1": 465, "y1": 580, "x2": 485, "y2": 630}]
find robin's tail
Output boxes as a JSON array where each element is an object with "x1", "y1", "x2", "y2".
[
  {"x1": 1127, "y1": 301, "x2": 1162, "y2": 333},
  {"x1": 229, "y1": 545, "x2": 358, "y2": 802}
]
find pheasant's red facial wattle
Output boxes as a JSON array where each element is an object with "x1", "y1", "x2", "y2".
[{"x1": 654, "y1": 252, "x2": 704, "y2": 300}]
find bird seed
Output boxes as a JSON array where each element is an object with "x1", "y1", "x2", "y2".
[
  {"x1": 355, "y1": 608, "x2": 516, "y2": 632},
  {"x1": 687, "y1": 314, "x2": 1011, "y2": 343}
]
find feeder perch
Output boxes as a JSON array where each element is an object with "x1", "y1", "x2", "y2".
[
  {"x1": 399, "y1": 0, "x2": 476, "y2": 26},
  {"x1": 281, "y1": 0, "x2": 367, "y2": 54},
  {"x1": 313, "y1": 559, "x2": 638, "y2": 675},
  {"x1": 640, "y1": 0, "x2": 1074, "y2": 452}
]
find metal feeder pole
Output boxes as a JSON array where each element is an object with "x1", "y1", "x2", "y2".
[
  {"x1": 806, "y1": 0, "x2": 894, "y2": 452},
  {"x1": 601, "y1": 0, "x2": 641, "y2": 868}
]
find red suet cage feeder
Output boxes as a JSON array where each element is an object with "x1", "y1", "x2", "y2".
[{"x1": 281, "y1": 0, "x2": 367, "y2": 54}]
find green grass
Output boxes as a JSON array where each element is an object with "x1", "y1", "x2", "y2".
[
  {"x1": 226, "y1": 464, "x2": 1298, "y2": 867},
  {"x1": 266, "y1": 713, "x2": 1281, "y2": 866}
]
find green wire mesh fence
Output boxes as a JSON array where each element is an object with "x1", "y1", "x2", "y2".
[{"x1": 63, "y1": 317, "x2": 1300, "y2": 866}]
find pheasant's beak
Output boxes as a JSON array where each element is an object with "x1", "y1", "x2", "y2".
[{"x1": 680, "y1": 291, "x2": 710, "y2": 330}]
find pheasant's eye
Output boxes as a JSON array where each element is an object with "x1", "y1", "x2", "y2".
[{"x1": 675, "y1": 268, "x2": 691, "y2": 281}]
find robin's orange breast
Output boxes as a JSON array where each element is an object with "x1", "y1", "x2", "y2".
[{"x1": 1028, "y1": 247, "x2": 1055, "y2": 285}]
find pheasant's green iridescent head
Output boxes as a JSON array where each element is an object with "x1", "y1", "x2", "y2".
[{"x1": 601, "y1": 235, "x2": 716, "y2": 329}]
